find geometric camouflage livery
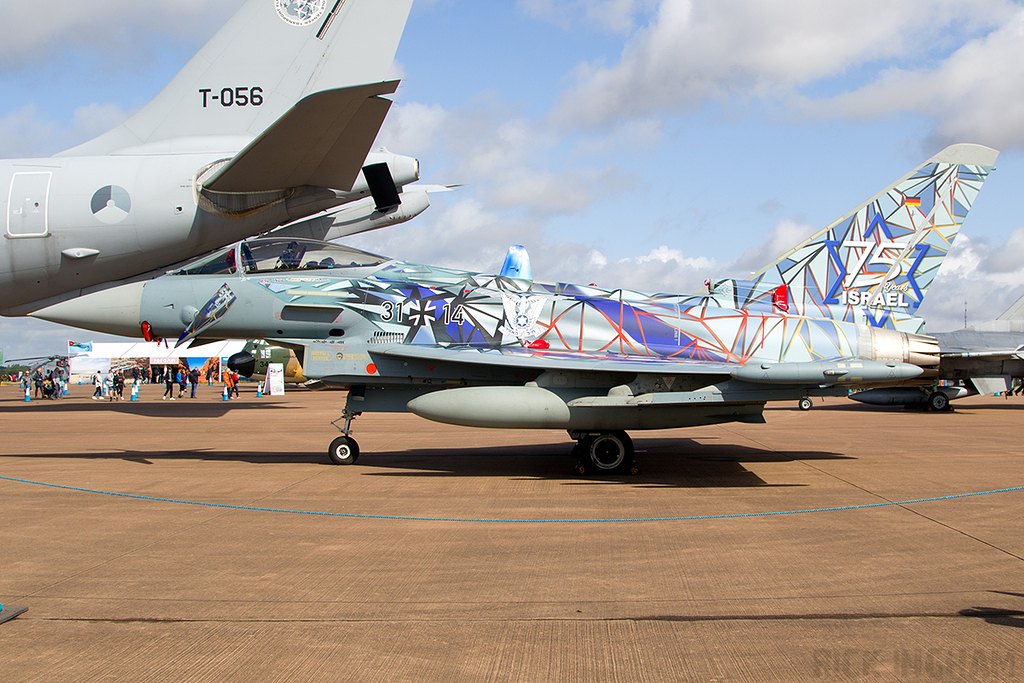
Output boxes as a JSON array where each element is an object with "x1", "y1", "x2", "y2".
[
  {"x1": 158, "y1": 235, "x2": 906, "y2": 374},
  {"x1": 707, "y1": 144, "x2": 998, "y2": 334}
]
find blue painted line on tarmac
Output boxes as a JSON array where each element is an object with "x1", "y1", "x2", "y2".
[{"x1": 1, "y1": 475, "x2": 1022, "y2": 524}]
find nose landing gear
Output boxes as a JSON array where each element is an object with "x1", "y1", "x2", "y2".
[{"x1": 327, "y1": 405, "x2": 361, "y2": 465}]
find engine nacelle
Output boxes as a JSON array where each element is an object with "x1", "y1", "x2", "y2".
[
  {"x1": 858, "y1": 327, "x2": 941, "y2": 375},
  {"x1": 351, "y1": 151, "x2": 420, "y2": 195},
  {"x1": 324, "y1": 190, "x2": 431, "y2": 240}
]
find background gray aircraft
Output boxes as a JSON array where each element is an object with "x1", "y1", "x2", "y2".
[
  {"x1": 850, "y1": 292, "x2": 1024, "y2": 409},
  {"x1": 1, "y1": 0, "x2": 420, "y2": 317}
]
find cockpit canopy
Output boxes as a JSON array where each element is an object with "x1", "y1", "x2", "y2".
[{"x1": 172, "y1": 238, "x2": 390, "y2": 277}]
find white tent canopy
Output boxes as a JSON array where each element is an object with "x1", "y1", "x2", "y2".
[
  {"x1": 69, "y1": 340, "x2": 248, "y2": 379},
  {"x1": 70, "y1": 341, "x2": 247, "y2": 362}
]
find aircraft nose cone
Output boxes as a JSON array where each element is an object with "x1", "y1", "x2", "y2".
[
  {"x1": 30, "y1": 282, "x2": 145, "y2": 337},
  {"x1": 227, "y1": 351, "x2": 256, "y2": 378}
]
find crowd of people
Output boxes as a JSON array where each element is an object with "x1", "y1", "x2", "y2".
[
  {"x1": 2, "y1": 362, "x2": 250, "y2": 402},
  {"x1": 21, "y1": 368, "x2": 68, "y2": 400},
  {"x1": 83, "y1": 365, "x2": 246, "y2": 401},
  {"x1": 0, "y1": 341, "x2": 265, "y2": 402}
]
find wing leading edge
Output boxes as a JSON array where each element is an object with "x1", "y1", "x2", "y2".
[{"x1": 374, "y1": 344, "x2": 923, "y2": 385}]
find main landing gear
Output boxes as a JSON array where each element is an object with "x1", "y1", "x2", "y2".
[
  {"x1": 570, "y1": 430, "x2": 641, "y2": 475},
  {"x1": 927, "y1": 391, "x2": 950, "y2": 412},
  {"x1": 327, "y1": 407, "x2": 361, "y2": 465}
]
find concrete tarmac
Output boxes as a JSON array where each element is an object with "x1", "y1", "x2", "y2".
[{"x1": 1, "y1": 384, "x2": 1022, "y2": 681}]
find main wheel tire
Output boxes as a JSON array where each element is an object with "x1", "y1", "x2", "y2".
[
  {"x1": 798, "y1": 397, "x2": 813, "y2": 411},
  {"x1": 586, "y1": 431, "x2": 634, "y2": 473},
  {"x1": 328, "y1": 436, "x2": 360, "y2": 465},
  {"x1": 927, "y1": 391, "x2": 949, "y2": 412}
]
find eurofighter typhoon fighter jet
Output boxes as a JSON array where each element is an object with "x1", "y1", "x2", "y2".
[
  {"x1": 1, "y1": 0, "x2": 421, "y2": 316},
  {"x1": 35, "y1": 144, "x2": 998, "y2": 473}
]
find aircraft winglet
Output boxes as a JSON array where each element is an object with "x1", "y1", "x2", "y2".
[{"x1": 201, "y1": 81, "x2": 400, "y2": 193}]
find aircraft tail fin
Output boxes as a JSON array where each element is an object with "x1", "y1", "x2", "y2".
[
  {"x1": 751, "y1": 144, "x2": 998, "y2": 332},
  {"x1": 58, "y1": 0, "x2": 415, "y2": 156}
]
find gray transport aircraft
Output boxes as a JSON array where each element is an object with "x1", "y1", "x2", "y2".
[
  {"x1": 1, "y1": 0, "x2": 420, "y2": 317},
  {"x1": 850, "y1": 292, "x2": 1024, "y2": 409},
  {"x1": 34, "y1": 145, "x2": 999, "y2": 472}
]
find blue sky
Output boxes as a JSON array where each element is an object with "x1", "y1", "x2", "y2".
[{"x1": 2, "y1": 0, "x2": 1024, "y2": 360}]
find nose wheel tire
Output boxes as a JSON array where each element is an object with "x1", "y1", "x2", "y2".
[
  {"x1": 798, "y1": 398, "x2": 812, "y2": 411},
  {"x1": 328, "y1": 436, "x2": 360, "y2": 465}
]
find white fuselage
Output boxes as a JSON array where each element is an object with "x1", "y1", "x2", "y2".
[{"x1": 0, "y1": 147, "x2": 407, "y2": 315}]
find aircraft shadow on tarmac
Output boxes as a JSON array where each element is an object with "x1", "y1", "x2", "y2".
[
  {"x1": 356, "y1": 437, "x2": 850, "y2": 488},
  {"x1": 0, "y1": 449, "x2": 319, "y2": 466},
  {"x1": 1, "y1": 438, "x2": 849, "y2": 488},
  {"x1": 0, "y1": 399, "x2": 295, "y2": 418},
  {"x1": 960, "y1": 591, "x2": 1024, "y2": 629}
]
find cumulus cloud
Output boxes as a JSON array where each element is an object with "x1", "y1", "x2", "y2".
[
  {"x1": 0, "y1": 0, "x2": 243, "y2": 67},
  {"x1": 346, "y1": 198, "x2": 544, "y2": 274},
  {"x1": 568, "y1": 117, "x2": 665, "y2": 157},
  {"x1": 518, "y1": 0, "x2": 659, "y2": 33},
  {"x1": 346, "y1": 196, "x2": 821, "y2": 296},
  {"x1": 918, "y1": 232, "x2": 1024, "y2": 331},
  {"x1": 551, "y1": 0, "x2": 1015, "y2": 129},
  {"x1": 488, "y1": 165, "x2": 634, "y2": 214},
  {"x1": 0, "y1": 103, "x2": 131, "y2": 158},
  {"x1": 804, "y1": 9, "x2": 1024, "y2": 149},
  {"x1": 566, "y1": 244, "x2": 714, "y2": 291},
  {"x1": 980, "y1": 227, "x2": 1024, "y2": 274},
  {"x1": 727, "y1": 218, "x2": 816, "y2": 276},
  {"x1": 377, "y1": 94, "x2": 637, "y2": 217},
  {"x1": 377, "y1": 102, "x2": 449, "y2": 157},
  {"x1": 0, "y1": 106, "x2": 58, "y2": 158}
]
